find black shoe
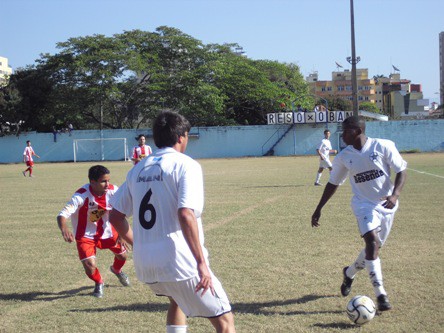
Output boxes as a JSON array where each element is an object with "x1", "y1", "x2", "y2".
[
  {"x1": 314, "y1": 182, "x2": 323, "y2": 186},
  {"x1": 340, "y1": 266, "x2": 354, "y2": 296},
  {"x1": 377, "y1": 294, "x2": 392, "y2": 311},
  {"x1": 93, "y1": 283, "x2": 104, "y2": 298}
]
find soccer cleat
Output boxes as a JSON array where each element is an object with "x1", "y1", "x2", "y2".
[
  {"x1": 377, "y1": 294, "x2": 392, "y2": 311},
  {"x1": 314, "y1": 182, "x2": 322, "y2": 186},
  {"x1": 110, "y1": 266, "x2": 130, "y2": 286},
  {"x1": 93, "y1": 282, "x2": 104, "y2": 298},
  {"x1": 341, "y1": 266, "x2": 354, "y2": 296},
  {"x1": 22, "y1": 171, "x2": 26, "y2": 177}
]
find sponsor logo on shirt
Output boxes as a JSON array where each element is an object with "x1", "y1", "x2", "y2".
[{"x1": 353, "y1": 169, "x2": 385, "y2": 184}]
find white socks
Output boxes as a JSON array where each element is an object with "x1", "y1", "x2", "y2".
[
  {"x1": 166, "y1": 325, "x2": 187, "y2": 333},
  {"x1": 365, "y1": 258, "x2": 386, "y2": 296},
  {"x1": 315, "y1": 173, "x2": 322, "y2": 183},
  {"x1": 346, "y1": 249, "x2": 366, "y2": 278}
]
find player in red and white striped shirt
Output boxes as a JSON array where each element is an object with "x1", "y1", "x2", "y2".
[
  {"x1": 22, "y1": 140, "x2": 40, "y2": 177},
  {"x1": 57, "y1": 165, "x2": 130, "y2": 298},
  {"x1": 131, "y1": 134, "x2": 152, "y2": 165}
]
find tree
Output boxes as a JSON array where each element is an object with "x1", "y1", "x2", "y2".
[
  {"x1": 359, "y1": 101, "x2": 381, "y2": 114},
  {"x1": 0, "y1": 26, "x2": 310, "y2": 129}
]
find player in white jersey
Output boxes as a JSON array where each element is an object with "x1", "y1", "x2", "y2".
[
  {"x1": 22, "y1": 140, "x2": 40, "y2": 177},
  {"x1": 314, "y1": 129, "x2": 337, "y2": 186},
  {"x1": 132, "y1": 134, "x2": 153, "y2": 165},
  {"x1": 57, "y1": 165, "x2": 130, "y2": 298},
  {"x1": 311, "y1": 116, "x2": 407, "y2": 312},
  {"x1": 110, "y1": 111, "x2": 235, "y2": 333}
]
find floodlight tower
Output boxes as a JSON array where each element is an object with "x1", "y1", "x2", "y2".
[{"x1": 347, "y1": 0, "x2": 360, "y2": 117}]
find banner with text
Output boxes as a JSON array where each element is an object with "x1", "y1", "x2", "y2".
[{"x1": 267, "y1": 111, "x2": 354, "y2": 125}]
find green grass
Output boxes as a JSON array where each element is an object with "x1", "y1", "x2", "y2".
[{"x1": 0, "y1": 153, "x2": 443, "y2": 332}]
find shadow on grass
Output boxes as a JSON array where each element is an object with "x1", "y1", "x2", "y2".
[
  {"x1": 313, "y1": 322, "x2": 357, "y2": 330},
  {"x1": 67, "y1": 294, "x2": 342, "y2": 316},
  {"x1": 69, "y1": 302, "x2": 169, "y2": 313},
  {"x1": 0, "y1": 286, "x2": 91, "y2": 302},
  {"x1": 232, "y1": 294, "x2": 343, "y2": 316}
]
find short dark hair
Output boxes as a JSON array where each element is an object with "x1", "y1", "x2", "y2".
[
  {"x1": 343, "y1": 115, "x2": 366, "y2": 132},
  {"x1": 153, "y1": 111, "x2": 191, "y2": 148},
  {"x1": 324, "y1": 129, "x2": 330, "y2": 134},
  {"x1": 88, "y1": 165, "x2": 110, "y2": 181},
  {"x1": 26, "y1": 140, "x2": 31, "y2": 144},
  {"x1": 135, "y1": 134, "x2": 145, "y2": 141}
]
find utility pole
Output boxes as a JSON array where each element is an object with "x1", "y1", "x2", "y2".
[{"x1": 347, "y1": 0, "x2": 360, "y2": 117}]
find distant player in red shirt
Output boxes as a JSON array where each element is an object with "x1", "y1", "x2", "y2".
[
  {"x1": 57, "y1": 165, "x2": 130, "y2": 298},
  {"x1": 131, "y1": 134, "x2": 152, "y2": 165},
  {"x1": 22, "y1": 140, "x2": 40, "y2": 177}
]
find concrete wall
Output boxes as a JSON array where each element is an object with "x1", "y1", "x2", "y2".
[{"x1": 1, "y1": 119, "x2": 443, "y2": 163}]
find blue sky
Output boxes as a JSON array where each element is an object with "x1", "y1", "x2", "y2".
[{"x1": 1, "y1": 0, "x2": 443, "y2": 102}]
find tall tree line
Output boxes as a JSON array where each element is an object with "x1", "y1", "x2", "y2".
[{"x1": 1, "y1": 26, "x2": 315, "y2": 132}]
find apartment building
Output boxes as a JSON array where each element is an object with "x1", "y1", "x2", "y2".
[
  {"x1": 307, "y1": 69, "x2": 428, "y2": 119},
  {"x1": 0, "y1": 56, "x2": 13, "y2": 86}
]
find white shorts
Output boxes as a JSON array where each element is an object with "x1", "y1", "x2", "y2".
[
  {"x1": 355, "y1": 208, "x2": 394, "y2": 246},
  {"x1": 319, "y1": 159, "x2": 333, "y2": 169},
  {"x1": 148, "y1": 274, "x2": 232, "y2": 318}
]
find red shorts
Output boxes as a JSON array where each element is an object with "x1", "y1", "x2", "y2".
[
  {"x1": 76, "y1": 234, "x2": 126, "y2": 261},
  {"x1": 26, "y1": 161, "x2": 34, "y2": 167}
]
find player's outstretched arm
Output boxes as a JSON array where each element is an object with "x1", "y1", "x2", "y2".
[
  {"x1": 311, "y1": 182, "x2": 339, "y2": 227},
  {"x1": 109, "y1": 209, "x2": 133, "y2": 246}
]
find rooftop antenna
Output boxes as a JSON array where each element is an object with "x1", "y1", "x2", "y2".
[
  {"x1": 335, "y1": 61, "x2": 343, "y2": 71},
  {"x1": 392, "y1": 64, "x2": 400, "y2": 72}
]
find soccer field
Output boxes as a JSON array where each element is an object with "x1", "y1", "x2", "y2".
[{"x1": 0, "y1": 153, "x2": 443, "y2": 333}]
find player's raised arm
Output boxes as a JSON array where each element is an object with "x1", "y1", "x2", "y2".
[{"x1": 311, "y1": 182, "x2": 339, "y2": 227}]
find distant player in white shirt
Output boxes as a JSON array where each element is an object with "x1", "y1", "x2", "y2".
[
  {"x1": 132, "y1": 134, "x2": 152, "y2": 165},
  {"x1": 314, "y1": 129, "x2": 337, "y2": 186},
  {"x1": 311, "y1": 116, "x2": 407, "y2": 312},
  {"x1": 110, "y1": 111, "x2": 236, "y2": 333},
  {"x1": 22, "y1": 140, "x2": 40, "y2": 177},
  {"x1": 57, "y1": 165, "x2": 130, "y2": 298}
]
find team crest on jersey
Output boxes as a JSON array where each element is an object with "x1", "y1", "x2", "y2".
[
  {"x1": 90, "y1": 209, "x2": 105, "y2": 222},
  {"x1": 369, "y1": 152, "x2": 381, "y2": 162}
]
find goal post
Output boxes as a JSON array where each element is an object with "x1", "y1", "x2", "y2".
[{"x1": 73, "y1": 138, "x2": 129, "y2": 162}]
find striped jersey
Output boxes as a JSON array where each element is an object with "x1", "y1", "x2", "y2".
[
  {"x1": 23, "y1": 146, "x2": 35, "y2": 162},
  {"x1": 58, "y1": 184, "x2": 119, "y2": 240},
  {"x1": 132, "y1": 145, "x2": 153, "y2": 164}
]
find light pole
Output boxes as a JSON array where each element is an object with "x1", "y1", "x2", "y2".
[{"x1": 348, "y1": 0, "x2": 360, "y2": 117}]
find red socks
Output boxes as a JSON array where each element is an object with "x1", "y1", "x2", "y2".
[{"x1": 87, "y1": 268, "x2": 103, "y2": 284}]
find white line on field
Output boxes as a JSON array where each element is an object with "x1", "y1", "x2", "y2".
[
  {"x1": 205, "y1": 196, "x2": 283, "y2": 232},
  {"x1": 407, "y1": 168, "x2": 444, "y2": 179}
]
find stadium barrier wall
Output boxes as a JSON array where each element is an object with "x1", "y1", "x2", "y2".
[{"x1": 0, "y1": 119, "x2": 443, "y2": 163}]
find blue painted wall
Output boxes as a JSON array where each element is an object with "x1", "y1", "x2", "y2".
[{"x1": 1, "y1": 119, "x2": 443, "y2": 163}]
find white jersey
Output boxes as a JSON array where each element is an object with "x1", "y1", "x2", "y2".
[
  {"x1": 329, "y1": 138, "x2": 407, "y2": 215},
  {"x1": 58, "y1": 184, "x2": 119, "y2": 240},
  {"x1": 317, "y1": 138, "x2": 333, "y2": 160},
  {"x1": 111, "y1": 147, "x2": 206, "y2": 283}
]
